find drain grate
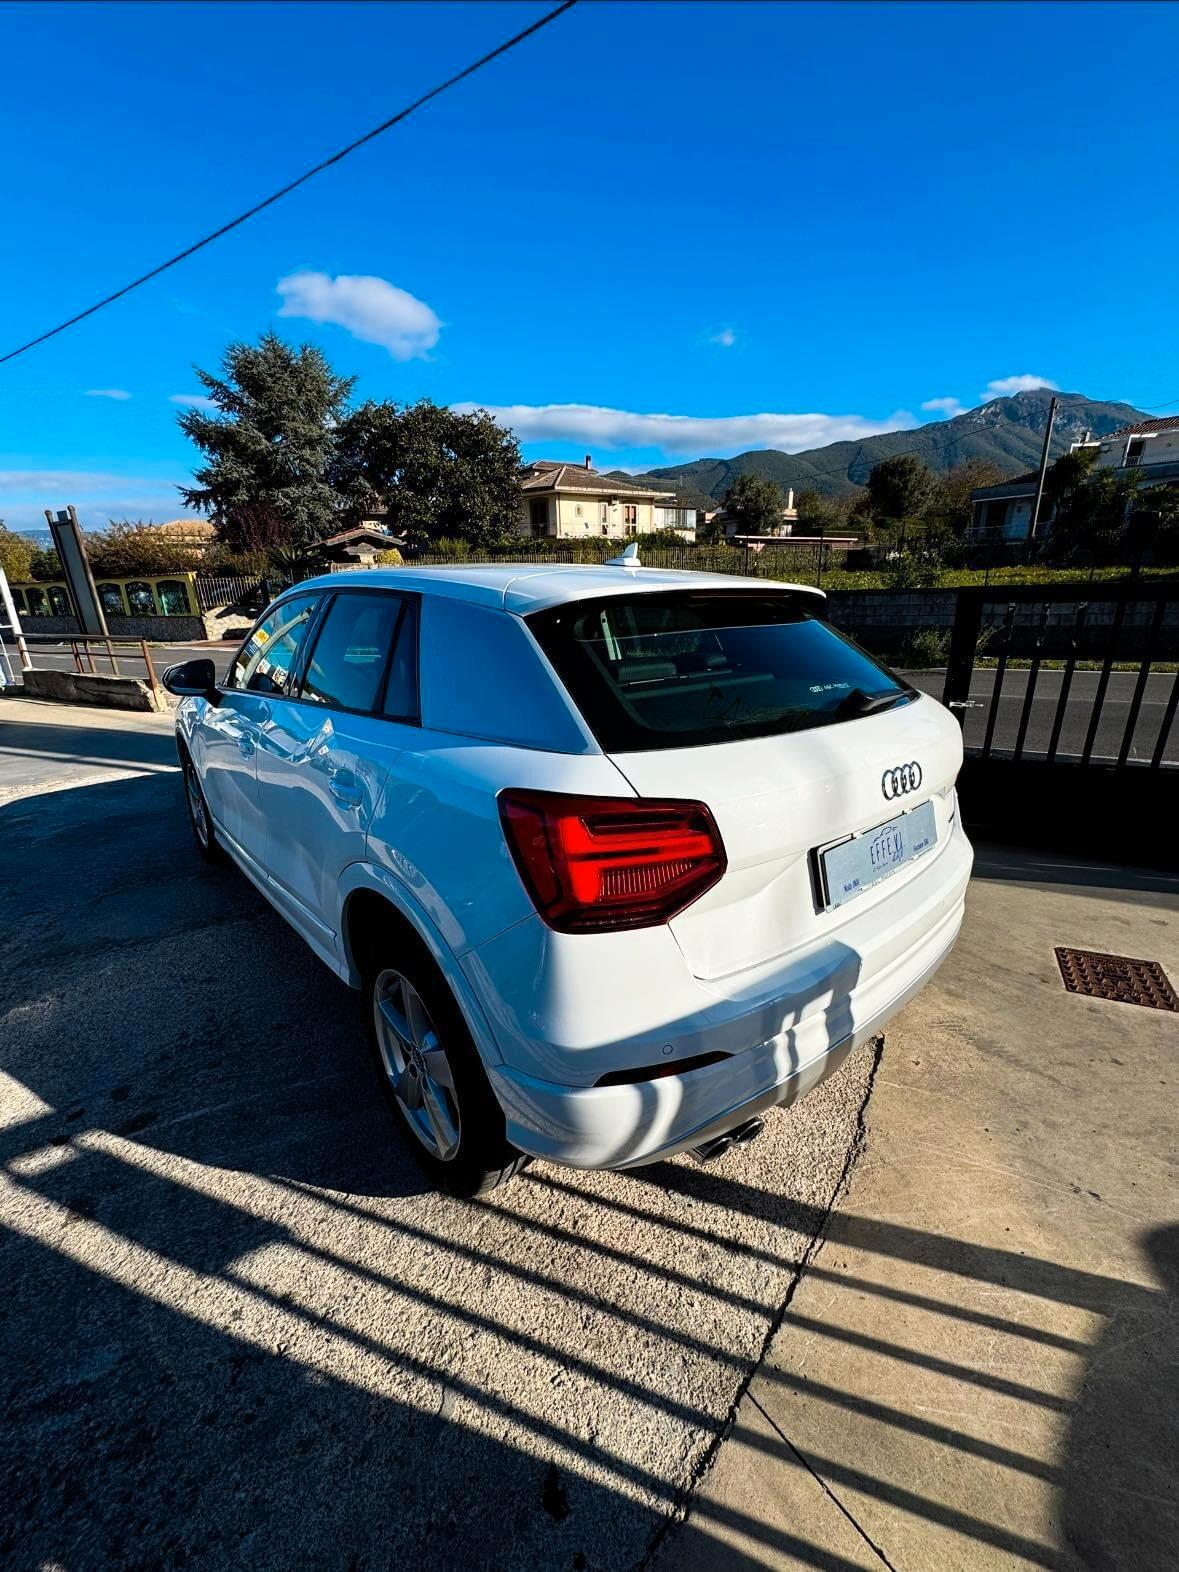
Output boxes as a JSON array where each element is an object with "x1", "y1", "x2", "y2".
[{"x1": 1055, "y1": 947, "x2": 1179, "y2": 1012}]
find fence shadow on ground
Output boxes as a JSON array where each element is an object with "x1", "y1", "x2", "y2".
[{"x1": 1, "y1": 772, "x2": 1175, "y2": 1570}]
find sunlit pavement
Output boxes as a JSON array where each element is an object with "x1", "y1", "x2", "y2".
[{"x1": 664, "y1": 849, "x2": 1179, "y2": 1571}]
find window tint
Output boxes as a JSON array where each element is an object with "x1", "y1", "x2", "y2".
[
  {"x1": 228, "y1": 594, "x2": 319, "y2": 693},
  {"x1": 300, "y1": 592, "x2": 401, "y2": 713},
  {"x1": 97, "y1": 583, "x2": 126, "y2": 617},
  {"x1": 382, "y1": 596, "x2": 419, "y2": 720},
  {"x1": 528, "y1": 591, "x2": 913, "y2": 753}
]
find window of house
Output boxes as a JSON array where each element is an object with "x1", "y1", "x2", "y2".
[
  {"x1": 125, "y1": 581, "x2": 157, "y2": 616},
  {"x1": 156, "y1": 579, "x2": 190, "y2": 615},
  {"x1": 227, "y1": 593, "x2": 319, "y2": 693},
  {"x1": 299, "y1": 592, "x2": 402, "y2": 713},
  {"x1": 25, "y1": 587, "x2": 48, "y2": 616},
  {"x1": 599, "y1": 502, "x2": 608, "y2": 525},
  {"x1": 529, "y1": 498, "x2": 549, "y2": 538},
  {"x1": 97, "y1": 583, "x2": 126, "y2": 617},
  {"x1": 47, "y1": 585, "x2": 73, "y2": 617},
  {"x1": 1125, "y1": 437, "x2": 1146, "y2": 467},
  {"x1": 624, "y1": 504, "x2": 638, "y2": 532},
  {"x1": 12, "y1": 587, "x2": 27, "y2": 613}
]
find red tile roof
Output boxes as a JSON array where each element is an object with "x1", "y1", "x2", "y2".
[
  {"x1": 520, "y1": 463, "x2": 670, "y2": 499},
  {"x1": 1105, "y1": 414, "x2": 1179, "y2": 439}
]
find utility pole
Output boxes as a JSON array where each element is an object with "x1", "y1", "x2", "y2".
[{"x1": 1028, "y1": 395, "x2": 1058, "y2": 541}]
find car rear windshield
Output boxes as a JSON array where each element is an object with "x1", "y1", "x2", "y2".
[{"x1": 527, "y1": 590, "x2": 915, "y2": 752}]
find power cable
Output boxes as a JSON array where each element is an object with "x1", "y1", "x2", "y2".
[{"x1": 0, "y1": 1, "x2": 577, "y2": 367}]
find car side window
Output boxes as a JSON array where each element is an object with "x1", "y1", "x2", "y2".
[
  {"x1": 299, "y1": 592, "x2": 402, "y2": 713},
  {"x1": 382, "y1": 596, "x2": 419, "y2": 721},
  {"x1": 226, "y1": 594, "x2": 320, "y2": 694}
]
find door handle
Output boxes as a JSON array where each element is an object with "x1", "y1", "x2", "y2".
[{"x1": 329, "y1": 776, "x2": 364, "y2": 809}]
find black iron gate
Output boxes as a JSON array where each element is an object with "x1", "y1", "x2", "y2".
[{"x1": 940, "y1": 582, "x2": 1179, "y2": 867}]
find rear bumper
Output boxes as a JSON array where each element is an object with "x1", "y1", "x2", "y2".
[{"x1": 486, "y1": 839, "x2": 969, "y2": 1168}]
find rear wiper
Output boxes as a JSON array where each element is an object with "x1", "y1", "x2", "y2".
[{"x1": 834, "y1": 687, "x2": 906, "y2": 719}]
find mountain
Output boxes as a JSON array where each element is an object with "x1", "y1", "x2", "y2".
[{"x1": 618, "y1": 391, "x2": 1148, "y2": 503}]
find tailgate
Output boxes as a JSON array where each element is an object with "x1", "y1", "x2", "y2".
[{"x1": 611, "y1": 694, "x2": 963, "y2": 981}]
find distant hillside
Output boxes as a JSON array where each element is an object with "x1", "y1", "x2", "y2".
[
  {"x1": 603, "y1": 473, "x2": 719, "y2": 512},
  {"x1": 636, "y1": 391, "x2": 1147, "y2": 502}
]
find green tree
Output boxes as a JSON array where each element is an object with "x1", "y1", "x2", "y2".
[
  {"x1": 86, "y1": 521, "x2": 201, "y2": 577},
  {"x1": 333, "y1": 400, "x2": 521, "y2": 548},
  {"x1": 933, "y1": 460, "x2": 1005, "y2": 534},
  {"x1": 178, "y1": 332, "x2": 355, "y2": 553},
  {"x1": 29, "y1": 547, "x2": 62, "y2": 580},
  {"x1": 1045, "y1": 448, "x2": 1138, "y2": 561},
  {"x1": 722, "y1": 472, "x2": 785, "y2": 535},
  {"x1": 866, "y1": 454, "x2": 935, "y2": 524},
  {"x1": 0, "y1": 525, "x2": 34, "y2": 583}
]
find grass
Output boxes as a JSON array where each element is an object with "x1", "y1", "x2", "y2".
[
  {"x1": 974, "y1": 658, "x2": 1179, "y2": 672},
  {"x1": 816, "y1": 564, "x2": 1179, "y2": 593}
]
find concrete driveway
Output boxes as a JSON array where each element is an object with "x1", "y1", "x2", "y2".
[
  {"x1": 0, "y1": 699, "x2": 869, "y2": 1571},
  {"x1": 3, "y1": 698, "x2": 1176, "y2": 1571}
]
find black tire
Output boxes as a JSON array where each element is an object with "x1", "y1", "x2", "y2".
[
  {"x1": 363, "y1": 940, "x2": 526, "y2": 1197},
  {"x1": 181, "y1": 752, "x2": 224, "y2": 864}
]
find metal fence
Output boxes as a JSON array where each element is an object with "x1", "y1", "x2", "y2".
[
  {"x1": 192, "y1": 573, "x2": 265, "y2": 611},
  {"x1": 943, "y1": 582, "x2": 1179, "y2": 769},
  {"x1": 407, "y1": 541, "x2": 844, "y2": 583}
]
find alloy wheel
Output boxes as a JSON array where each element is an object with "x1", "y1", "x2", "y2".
[
  {"x1": 185, "y1": 763, "x2": 209, "y2": 849},
  {"x1": 373, "y1": 968, "x2": 461, "y2": 1161}
]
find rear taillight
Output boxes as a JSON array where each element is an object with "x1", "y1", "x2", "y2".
[{"x1": 498, "y1": 789, "x2": 726, "y2": 933}]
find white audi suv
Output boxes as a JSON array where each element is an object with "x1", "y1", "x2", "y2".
[{"x1": 165, "y1": 562, "x2": 971, "y2": 1193}]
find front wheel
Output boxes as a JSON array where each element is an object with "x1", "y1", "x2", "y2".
[
  {"x1": 182, "y1": 753, "x2": 223, "y2": 863},
  {"x1": 365, "y1": 952, "x2": 525, "y2": 1196}
]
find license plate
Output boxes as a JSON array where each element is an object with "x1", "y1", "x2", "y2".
[{"x1": 819, "y1": 800, "x2": 936, "y2": 910}]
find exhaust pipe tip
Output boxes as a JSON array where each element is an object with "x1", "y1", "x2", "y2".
[{"x1": 692, "y1": 1115, "x2": 765, "y2": 1164}]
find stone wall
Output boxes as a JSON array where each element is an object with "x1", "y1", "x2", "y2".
[
  {"x1": 19, "y1": 666, "x2": 173, "y2": 713},
  {"x1": 20, "y1": 613, "x2": 207, "y2": 641},
  {"x1": 825, "y1": 588, "x2": 1179, "y2": 659}
]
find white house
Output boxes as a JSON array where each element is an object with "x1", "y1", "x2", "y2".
[
  {"x1": 968, "y1": 414, "x2": 1179, "y2": 540},
  {"x1": 519, "y1": 458, "x2": 677, "y2": 539},
  {"x1": 1086, "y1": 414, "x2": 1179, "y2": 480}
]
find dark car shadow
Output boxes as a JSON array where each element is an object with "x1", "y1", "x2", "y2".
[{"x1": 0, "y1": 770, "x2": 432, "y2": 1201}]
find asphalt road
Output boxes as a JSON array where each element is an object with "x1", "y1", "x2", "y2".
[
  {"x1": 0, "y1": 704, "x2": 870, "y2": 1572},
  {"x1": 3, "y1": 634, "x2": 232, "y2": 684},
  {"x1": 905, "y1": 665, "x2": 1178, "y2": 764}
]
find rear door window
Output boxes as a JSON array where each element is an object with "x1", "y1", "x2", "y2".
[
  {"x1": 528, "y1": 590, "x2": 914, "y2": 752},
  {"x1": 298, "y1": 591, "x2": 403, "y2": 713}
]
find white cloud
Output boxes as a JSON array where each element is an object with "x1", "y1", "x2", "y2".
[
  {"x1": 0, "y1": 470, "x2": 196, "y2": 532},
  {"x1": 276, "y1": 270, "x2": 441, "y2": 360},
  {"x1": 453, "y1": 402, "x2": 910, "y2": 457},
  {"x1": 982, "y1": 374, "x2": 1058, "y2": 399},
  {"x1": 169, "y1": 393, "x2": 218, "y2": 411},
  {"x1": 709, "y1": 327, "x2": 738, "y2": 348},
  {"x1": 85, "y1": 388, "x2": 132, "y2": 401},
  {"x1": 921, "y1": 396, "x2": 965, "y2": 418}
]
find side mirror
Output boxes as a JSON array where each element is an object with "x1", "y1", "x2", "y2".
[{"x1": 162, "y1": 657, "x2": 218, "y2": 699}]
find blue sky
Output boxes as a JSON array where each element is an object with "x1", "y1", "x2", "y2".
[{"x1": 2, "y1": 0, "x2": 1177, "y2": 530}]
